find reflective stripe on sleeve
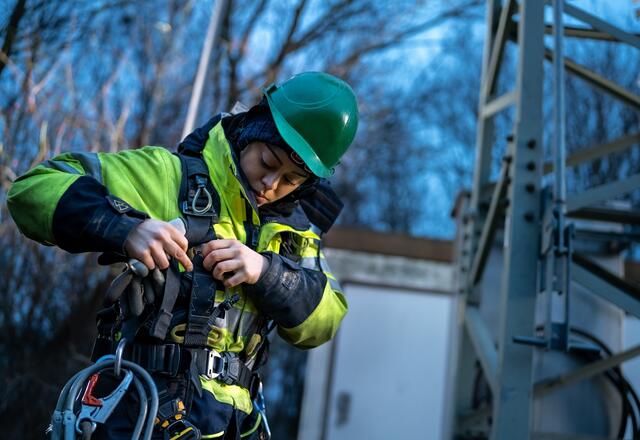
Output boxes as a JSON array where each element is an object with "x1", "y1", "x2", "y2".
[
  {"x1": 41, "y1": 152, "x2": 103, "y2": 183},
  {"x1": 300, "y1": 256, "x2": 321, "y2": 270},
  {"x1": 319, "y1": 257, "x2": 342, "y2": 291}
]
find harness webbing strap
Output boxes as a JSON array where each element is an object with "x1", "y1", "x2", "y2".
[
  {"x1": 149, "y1": 261, "x2": 182, "y2": 340},
  {"x1": 244, "y1": 199, "x2": 260, "y2": 250},
  {"x1": 183, "y1": 254, "x2": 218, "y2": 348},
  {"x1": 178, "y1": 154, "x2": 219, "y2": 246}
]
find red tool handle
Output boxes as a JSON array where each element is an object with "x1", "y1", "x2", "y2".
[{"x1": 81, "y1": 373, "x2": 103, "y2": 407}]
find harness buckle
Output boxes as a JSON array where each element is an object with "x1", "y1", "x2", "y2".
[
  {"x1": 202, "y1": 350, "x2": 243, "y2": 385},
  {"x1": 220, "y1": 354, "x2": 241, "y2": 385},
  {"x1": 203, "y1": 349, "x2": 225, "y2": 380}
]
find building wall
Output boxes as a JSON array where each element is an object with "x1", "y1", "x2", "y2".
[{"x1": 298, "y1": 246, "x2": 455, "y2": 440}]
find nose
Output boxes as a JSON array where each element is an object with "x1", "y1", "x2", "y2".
[{"x1": 262, "y1": 173, "x2": 279, "y2": 191}]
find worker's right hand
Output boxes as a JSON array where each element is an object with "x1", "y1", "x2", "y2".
[{"x1": 124, "y1": 219, "x2": 193, "y2": 272}]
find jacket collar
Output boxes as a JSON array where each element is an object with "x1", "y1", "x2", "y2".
[{"x1": 203, "y1": 120, "x2": 311, "y2": 231}]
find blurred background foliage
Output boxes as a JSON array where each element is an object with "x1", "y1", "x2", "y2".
[{"x1": 0, "y1": 0, "x2": 638, "y2": 438}]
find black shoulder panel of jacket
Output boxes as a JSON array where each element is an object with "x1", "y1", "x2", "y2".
[
  {"x1": 260, "y1": 203, "x2": 310, "y2": 231},
  {"x1": 247, "y1": 252, "x2": 327, "y2": 328},
  {"x1": 177, "y1": 114, "x2": 225, "y2": 156},
  {"x1": 299, "y1": 179, "x2": 343, "y2": 233},
  {"x1": 52, "y1": 176, "x2": 148, "y2": 254}
]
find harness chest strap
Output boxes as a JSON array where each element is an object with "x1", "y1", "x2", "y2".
[{"x1": 128, "y1": 343, "x2": 259, "y2": 394}]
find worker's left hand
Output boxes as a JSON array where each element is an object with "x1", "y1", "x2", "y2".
[{"x1": 201, "y1": 239, "x2": 266, "y2": 287}]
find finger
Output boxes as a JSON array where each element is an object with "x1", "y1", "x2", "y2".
[
  {"x1": 205, "y1": 239, "x2": 239, "y2": 251},
  {"x1": 150, "y1": 243, "x2": 170, "y2": 270},
  {"x1": 164, "y1": 240, "x2": 193, "y2": 272},
  {"x1": 167, "y1": 225, "x2": 189, "y2": 251},
  {"x1": 224, "y1": 271, "x2": 246, "y2": 288},
  {"x1": 213, "y1": 259, "x2": 243, "y2": 280},
  {"x1": 199, "y1": 240, "x2": 216, "y2": 257},
  {"x1": 137, "y1": 250, "x2": 156, "y2": 271},
  {"x1": 203, "y1": 248, "x2": 236, "y2": 271}
]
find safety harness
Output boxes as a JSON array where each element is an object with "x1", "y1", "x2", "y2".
[
  {"x1": 85, "y1": 112, "x2": 343, "y2": 439},
  {"x1": 89, "y1": 114, "x2": 270, "y2": 439}
]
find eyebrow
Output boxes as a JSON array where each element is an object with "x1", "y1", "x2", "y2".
[
  {"x1": 265, "y1": 143, "x2": 310, "y2": 179},
  {"x1": 264, "y1": 143, "x2": 283, "y2": 165}
]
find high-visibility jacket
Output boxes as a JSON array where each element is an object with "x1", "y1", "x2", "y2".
[{"x1": 7, "y1": 119, "x2": 347, "y2": 419}]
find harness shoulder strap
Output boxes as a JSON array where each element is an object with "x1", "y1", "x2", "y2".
[
  {"x1": 176, "y1": 113, "x2": 227, "y2": 245},
  {"x1": 177, "y1": 153, "x2": 220, "y2": 245},
  {"x1": 149, "y1": 116, "x2": 226, "y2": 342}
]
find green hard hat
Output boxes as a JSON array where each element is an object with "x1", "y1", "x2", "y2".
[{"x1": 263, "y1": 71, "x2": 359, "y2": 178}]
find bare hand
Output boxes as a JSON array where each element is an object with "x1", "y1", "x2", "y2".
[
  {"x1": 201, "y1": 239, "x2": 266, "y2": 287},
  {"x1": 124, "y1": 219, "x2": 193, "y2": 271}
]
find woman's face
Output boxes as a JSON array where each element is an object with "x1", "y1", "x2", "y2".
[{"x1": 240, "y1": 141, "x2": 310, "y2": 206}]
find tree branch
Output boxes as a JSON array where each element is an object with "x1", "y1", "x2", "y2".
[{"x1": 0, "y1": 0, "x2": 27, "y2": 79}]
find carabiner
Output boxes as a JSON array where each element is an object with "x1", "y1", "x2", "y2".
[
  {"x1": 75, "y1": 369, "x2": 134, "y2": 435},
  {"x1": 253, "y1": 382, "x2": 271, "y2": 440},
  {"x1": 114, "y1": 338, "x2": 127, "y2": 377}
]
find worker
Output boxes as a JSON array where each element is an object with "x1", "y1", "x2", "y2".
[{"x1": 8, "y1": 71, "x2": 358, "y2": 439}]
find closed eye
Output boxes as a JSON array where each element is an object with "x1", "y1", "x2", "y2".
[
  {"x1": 284, "y1": 175, "x2": 304, "y2": 186},
  {"x1": 261, "y1": 156, "x2": 277, "y2": 170}
]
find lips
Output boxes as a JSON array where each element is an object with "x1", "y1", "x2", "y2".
[{"x1": 253, "y1": 190, "x2": 269, "y2": 204}]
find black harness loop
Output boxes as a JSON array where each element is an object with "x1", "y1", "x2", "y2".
[{"x1": 178, "y1": 154, "x2": 219, "y2": 246}]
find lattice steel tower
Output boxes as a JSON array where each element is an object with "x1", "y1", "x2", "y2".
[{"x1": 445, "y1": 0, "x2": 640, "y2": 438}]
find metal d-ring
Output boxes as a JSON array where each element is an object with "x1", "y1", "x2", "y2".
[
  {"x1": 114, "y1": 338, "x2": 127, "y2": 377},
  {"x1": 192, "y1": 186, "x2": 213, "y2": 214}
]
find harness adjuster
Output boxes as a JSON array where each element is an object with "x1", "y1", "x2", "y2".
[
  {"x1": 203, "y1": 349, "x2": 225, "y2": 379},
  {"x1": 202, "y1": 350, "x2": 243, "y2": 385},
  {"x1": 220, "y1": 354, "x2": 242, "y2": 386}
]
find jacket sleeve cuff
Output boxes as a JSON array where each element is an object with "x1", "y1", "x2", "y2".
[
  {"x1": 247, "y1": 251, "x2": 326, "y2": 328},
  {"x1": 253, "y1": 252, "x2": 280, "y2": 292},
  {"x1": 101, "y1": 214, "x2": 146, "y2": 255}
]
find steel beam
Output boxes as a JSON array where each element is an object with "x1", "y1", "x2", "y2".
[
  {"x1": 490, "y1": 0, "x2": 545, "y2": 438},
  {"x1": 543, "y1": 49, "x2": 640, "y2": 109},
  {"x1": 451, "y1": 2, "x2": 502, "y2": 436},
  {"x1": 568, "y1": 206, "x2": 640, "y2": 225},
  {"x1": 572, "y1": 253, "x2": 640, "y2": 319},
  {"x1": 534, "y1": 344, "x2": 640, "y2": 398},
  {"x1": 471, "y1": 0, "x2": 507, "y2": 212},
  {"x1": 481, "y1": 91, "x2": 516, "y2": 118},
  {"x1": 566, "y1": 172, "x2": 640, "y2": 212},
  {"x1": 469, "y1": 159, "x2": 509, "y2": 285},
  {"x1": 543, "y1": 132, "x2": 640, "y2": 174},
  {"x1": 563, "y1": 2, "x2": 640, "y2": 50},
  {"x1": 532, "y1": 433, "x2": 617, "y2": 440},
  {"x1": 453, "y1": 309, "x2": 479, "y2": 421},
  {"x1": 465, "y1": 306, "x2": 498, "y2": 392},
  {"x1": 467, "y1": 0, "x2": 503, "y2": 299},
  {"x1": 483, "y1": 0, "x2": 517, "y2": 99},
  {"x1": 544, "y1": 25, "x2": 640, "y2": 42}
]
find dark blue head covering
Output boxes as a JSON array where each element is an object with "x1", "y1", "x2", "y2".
[{"x1": 236, "y1": 106, "x2": 289, "y2": 151}]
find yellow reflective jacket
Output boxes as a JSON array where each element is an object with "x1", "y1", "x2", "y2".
[{"x1": 7, "y1": 119, "x2": 347, "y2": 414}]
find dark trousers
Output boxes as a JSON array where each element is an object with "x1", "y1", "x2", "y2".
[{"x1": 91, "y1": 374, "x2": 264, "y2": 440}]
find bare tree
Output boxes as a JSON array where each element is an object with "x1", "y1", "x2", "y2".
[{"x1": 0, "y1": 0, "x2": 487, "y2": 437}]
